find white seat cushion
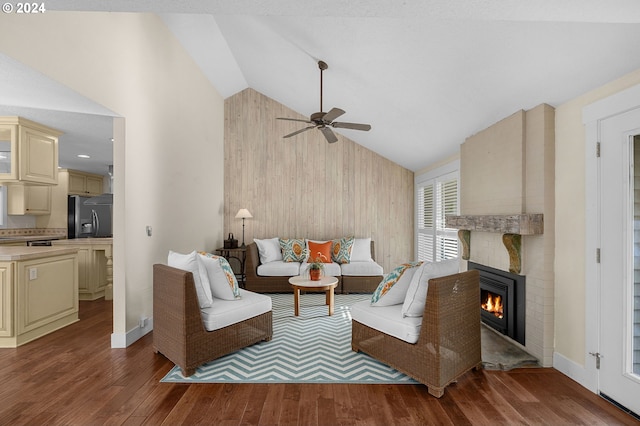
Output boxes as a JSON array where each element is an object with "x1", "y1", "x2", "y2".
[
  {"x1": 402, "y1": 259, "x2": 460, "y2": 317},
  {"x1": 350, "y1": 300, "x2": 422, "y2": 344},
  {"x1": 200, "y1": 289, "x2": 272, "y2": 331},
  {"x1": 300, "y1": 261, "x2": 342, "y2": 277},
  {"x1": 257, "y1": 261, "x2": 301, "y2": 276},
  {"x1": 340, "y1": 261, "x2": 383, "y2": 276}
]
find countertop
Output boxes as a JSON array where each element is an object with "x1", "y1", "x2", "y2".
[
  {"x1": 0, "y1": 235, "x2": 63, "y2": 244},
  {"x1": 0, "y1": 246, "x2": 79, "y2": 261},
  {"x1": 52, "y1": 238, "x2": 113, "y2": 245}
]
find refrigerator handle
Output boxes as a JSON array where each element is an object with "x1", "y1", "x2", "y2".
[{"x1": 92, "y1": 209, "x2": 99, "y2": 236}]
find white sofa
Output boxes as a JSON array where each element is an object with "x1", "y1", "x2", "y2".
[{"x1": 245, "y1": 237, "x2": 384, "y2": 293}]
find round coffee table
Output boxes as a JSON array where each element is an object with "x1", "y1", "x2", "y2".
[{"x1": 288, "y1": 275, "x2": 339, "y2": 316}]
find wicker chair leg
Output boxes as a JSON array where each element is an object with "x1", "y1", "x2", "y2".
[
  {"x1": 428, "y1": 386, "x2": 445, "y2": 398},
  {"x1": 181, "y1": 367, "x2": 196, "y2": 377}
]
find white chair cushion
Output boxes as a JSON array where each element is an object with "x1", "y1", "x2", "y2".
[
  {"x1": 254, "y1": 237, "x2": 283, "y2": 264},
  {"x1": 198, "y1": 253, "x2": 241, "y2": 300},
  {"x1": 200, "y1": 289, "x2": 272, "y2": 331},
  {"x1": 168, "y1": 250, "x2": 213, "y2": 308},
  {"x1": 350, "y1": 300, "x2": 422, "y2": 344},
  {"x1": 257, "y1": 261, "x2": 301, "y2": 276},
  {"x1": 340, "y1": 261, "x2": 383, "y2": 276},
  {"x1": 350, "y1": 238, "x2": 373, "y2": 262},
  {"x1": 300, "y1": 261, "x2": 341, "y2": 277},
  {"x1": 370, "y1": 262, "x2": 422, "y2": 306},
  {"x1": 402, "y1": 259, "x2": 460, "y2": 317}
]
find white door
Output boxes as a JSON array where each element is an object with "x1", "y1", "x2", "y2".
[{"x1": 598, "y1": 107, "x2": 640, "y2": 415}]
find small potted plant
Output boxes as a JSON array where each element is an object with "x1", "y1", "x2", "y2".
[{"x1": 306, "y1": 252, "x2": 327, "y2": 281}]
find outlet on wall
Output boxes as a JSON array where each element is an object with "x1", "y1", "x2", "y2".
[{"x1": 29, "y1": 267, "x2": 37, "y2": 280}]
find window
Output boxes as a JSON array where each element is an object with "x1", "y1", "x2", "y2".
[{"x1": 416, "y1": 166, "x2": 459, "y2": 262}]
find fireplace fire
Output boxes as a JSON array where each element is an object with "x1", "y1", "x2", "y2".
[{"x1": 469, "y1": 261, "x2": 525, "y2": 345}]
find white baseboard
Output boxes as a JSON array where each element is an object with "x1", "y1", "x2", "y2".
[
  {"x1": 553, "y1": 351, "x2": 597, "y2": 393},
  {"x1": 110, "y1": 317, "x2": 154, "y2": 348}
]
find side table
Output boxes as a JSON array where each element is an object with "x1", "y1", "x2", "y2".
[{"x1": 215, "y1": 247, "x2": 247, "y2": 288}]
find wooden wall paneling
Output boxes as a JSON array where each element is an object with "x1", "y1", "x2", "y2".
[{"x1": 224, "y1": 88, "x2": 414, "y2": 272}]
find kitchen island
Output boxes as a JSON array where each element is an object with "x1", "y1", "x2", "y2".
[{"x1": 0, "y1": 246, "x2": 79, "y2": 348}]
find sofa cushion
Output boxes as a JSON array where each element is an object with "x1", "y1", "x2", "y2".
[
  {"x1": 332, "y1": 236, "x2": 354, "y2": 264},
  {"x1": 371, "y1": 261, "x2": 422, "y2": 306},
  {"x1": 198, "y1": 252, "x2": 241, "y2": 300},
  {"x1": 300, "y1": 261, "x2": 342, "y2": 277},
  {"x1": 340, "y1": 261, "x2": 383, "y2": 276},
  {"x1": 306, "y1": 240, "x2": 332, "y2": 263},
  {"x1": 200, "y1": 289, "x2": 272, "y2": 331},
  {"x1": 258, "y1": 260, "x2": 301, "y2": 276},
  {"x1": 279, "y1": 238, "x2": 306, "y2": 262},
  {"x1": 351, "y1": 238, "x2": 373, "y2": 262},
  {"x1": 351, "y1": 300, "x2": 422, "y2": 344},
  {"x1": 402, "y1": 259, "x2": 459, "y2": 317},
  {"x1": 254, "y1": 237, "x2": 283, "y2": 264},
  {"x1": 168, "y1": 250, "x2": 213, "y2": 308}
]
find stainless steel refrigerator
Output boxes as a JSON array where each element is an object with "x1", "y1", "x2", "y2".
[{"x1": 68, "y1": 195, "x2": 113, "y2": 238}]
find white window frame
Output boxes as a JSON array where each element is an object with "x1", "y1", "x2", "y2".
[{"x1": 415, "y1": 160, "x2": 460, "y2": 262}]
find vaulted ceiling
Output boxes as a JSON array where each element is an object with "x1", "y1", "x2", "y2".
[{"x1": 3, "y1": 0, "x2": 640, "y2": 173}]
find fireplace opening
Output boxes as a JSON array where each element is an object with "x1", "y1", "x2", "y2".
[{"x1": 469, "y1": 261, "x2": 525, "y2": 345}]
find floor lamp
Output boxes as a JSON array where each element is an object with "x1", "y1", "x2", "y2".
[{"x1": 235, "y1": 208, "x2": 253, "y2": 248}]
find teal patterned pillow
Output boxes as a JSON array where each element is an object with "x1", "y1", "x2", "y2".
[
  {"x1": 332, "y1": 236, "x2": 354, "y2": 264},
  {"x1": 198, "y1": 252, "x2": 241, "y2": 299},
  {"x1": 279, "y1": 238, "x2": 306, "y2": 262},
  {"x1": 371, "y1": 261, "x2": 423, "y2": 306}
]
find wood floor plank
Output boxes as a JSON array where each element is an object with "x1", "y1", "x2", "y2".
[{"x1": 1, "y1": 298, "x2": 638, "y2": 425}]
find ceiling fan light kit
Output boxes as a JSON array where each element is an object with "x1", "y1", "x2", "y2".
[{"x1": 277, "y1": 60, "x2": 371, "y2": 144}]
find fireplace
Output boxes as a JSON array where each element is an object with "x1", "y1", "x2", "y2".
[{"x1": 469, "y1": 261, "x2": 525, "y2": 345}]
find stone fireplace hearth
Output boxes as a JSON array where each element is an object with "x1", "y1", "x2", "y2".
[{"x1": 448, "y1": 104, "x2": 555, "y2": 367}]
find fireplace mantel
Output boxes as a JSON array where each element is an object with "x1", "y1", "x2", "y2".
[{"x1": 445, "y1": 214, "x2": 543, "y2": 274}]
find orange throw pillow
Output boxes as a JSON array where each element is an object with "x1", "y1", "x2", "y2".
[{"x1": 307, "y1": 241, "x2": 333, "y2": 263}]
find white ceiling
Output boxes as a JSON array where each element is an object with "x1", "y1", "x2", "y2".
[{"x1": 3, "y1": 0, "x2": 640, "y2": 172}]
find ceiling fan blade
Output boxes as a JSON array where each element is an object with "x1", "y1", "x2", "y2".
[
  {"x1": 331, "y1": 122, "x2": 372, "y2": 131},
  {"x1": 277, "y1": 117, "x2": 314, "y2": 124},
  {"x1": 283, "y1": 126, "x2": 316, "y2": 138},
  {"x1": 322, "y1": 108, "x2": 346, "y2": 123},
  {"x1": 319, "y1": 126, "x2": 339, "y2": 143}
]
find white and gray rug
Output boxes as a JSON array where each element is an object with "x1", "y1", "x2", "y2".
[
  {"x1": 161, "y1": 293, "x2": 419, "y2": 384},
  {"x1": 161, "y1": 293, "x2": 538, "y2": 384}
]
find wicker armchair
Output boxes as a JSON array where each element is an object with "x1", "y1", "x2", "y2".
[
  {"x1": 152, "y1": 264, "x2": 273, "y2": 376},
  {"x1": 352, "y1": 270, "x2": 481, "y2": 397}
]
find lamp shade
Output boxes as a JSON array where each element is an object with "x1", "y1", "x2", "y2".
[{"x1": 235, "y1": 208, "x2": 253, "y2": 219}]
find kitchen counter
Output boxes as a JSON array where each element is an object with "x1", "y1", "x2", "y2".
[
  {"x1": 52, "y1": 237, "x2": 113, "y2": 245},
  {"x1": 0, "y1": 246, "x2": 78, "y2": 261},
  {"x1": 0, "y1": 235, "x2": 63, "y2": 244}
]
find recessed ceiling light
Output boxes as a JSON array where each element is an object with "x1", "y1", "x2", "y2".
[{"x1": 77, "y1": 154, "x2": 91, "y2": 159}]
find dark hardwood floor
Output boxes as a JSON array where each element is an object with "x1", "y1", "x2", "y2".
[{"x1": 0, "y1": 298, "x2": 638, "y2": 425}]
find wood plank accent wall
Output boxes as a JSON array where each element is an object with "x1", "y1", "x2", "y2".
[{"x1": 224, "y1": 88, "x2": 414, "y2": 272}]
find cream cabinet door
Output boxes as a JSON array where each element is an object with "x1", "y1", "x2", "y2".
[
  {"x1": 19, "y1": 126, "x2": 58, "y2": 184},
  {"x1": 7, "y1": 184, "x2": 51, "y2": 215}
]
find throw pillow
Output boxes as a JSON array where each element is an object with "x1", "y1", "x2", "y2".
[
  {"x1": 254, "y1": 237, "x2": 283, "y2": 264},
  {"x1": 371, "y1": 261, "x2": 423, "y2": 306},
  {"x1": 279, "y1": 238, "x2": 306, "y2": 262},
  {"x1": 168, "y1": 250, "x2": 213, "y2": 308},
  {"x1": 197, "y1": 252, "x2": 241, "y2": 300},
  {"x1": 350, "y1": 237, "x2": 373, "y2": 262},
  {"x1": 307, "y1": 240, "x2": 333, "y2": 263},
  {"x1": 332, "y1": 236, "x2": 354, "y2": 264},
  {"x1": 402, "y1": 259, "x2": 459, "y2": 317}
]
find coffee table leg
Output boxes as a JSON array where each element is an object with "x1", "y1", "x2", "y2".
[
  {"x1": 328, "y1": 287, "x2": 334, "y2": 316},
  {"x1": 294, "y1": 287, "x2": 300, "y2": 316}
]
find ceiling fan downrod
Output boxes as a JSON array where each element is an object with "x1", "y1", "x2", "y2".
[{"x1": 318, "y1": 60, "x2": 328, "y2": 114}]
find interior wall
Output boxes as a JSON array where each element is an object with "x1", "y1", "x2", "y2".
[
  {"x1": 0, "y1": 12, "x2": 225, "y2": 342},
  {"x1": 224, "y1": 88, "x2": 414, "y2": 272},
  {"x1": 554, "y1": 68, "x2": 640, "y2": 369}
]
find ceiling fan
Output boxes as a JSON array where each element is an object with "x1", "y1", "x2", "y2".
[{"x1": 277, "y1": 60, "x2": 371, "y2": 144}]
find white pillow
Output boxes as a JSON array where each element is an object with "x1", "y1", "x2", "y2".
[
  {"x1": 402, "y1": 259, "x2": 459, "y2": 317},
  {"x1": 198, "y1": 253, "x2": 241, "y2": 300},
  {"x1": 350, "y1": 238, "x2": 373, "y2": 262},
  {"x1": 168, "y1": 250, "x2": 213, "y2": 308},
  {"x1": 254, "y1": 237, "x2": 283, "y2": 264},
  {"x1": 370, "y1": 262, "x2": 422, "y2": 306}
]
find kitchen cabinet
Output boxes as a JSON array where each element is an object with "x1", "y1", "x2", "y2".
[
  {"x1": 6, "y1": 183, "x2": 51, "y2": 215},
  {"x1": 0, "y1": 117, "x2": 61, "y2": 185},
  {"x1": 52, "y1": 238, "x2": 113, "y2": 300},
  {"x1": 67, "y1": 170, "x2": 104, "y2": 196},
  {"x1": 0, "y1": 247, "x2": 79, "y2": 348}
]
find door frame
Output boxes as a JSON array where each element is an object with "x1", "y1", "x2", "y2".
[{"x1": 583, "y1": 83, "x2": 640, "y2": 393}]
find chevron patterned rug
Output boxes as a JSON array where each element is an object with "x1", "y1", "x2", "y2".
[{"x1": 161, "y1": 293, "x2": 419, "y2": 384}]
